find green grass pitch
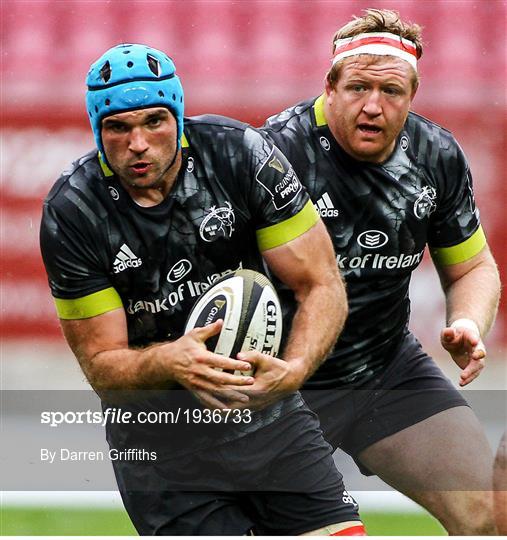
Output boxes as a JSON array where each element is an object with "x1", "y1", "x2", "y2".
[{"x1": 1, "y1": 508, "x2": 445, "y2": 535}]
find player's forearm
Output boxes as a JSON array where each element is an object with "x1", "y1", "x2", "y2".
[
  {"x1": 60, "y1": 312, "x2": 181, "y2": 398},
  {"x1": 79, "y1": 344, "x2": 176, "y2": 398},
  {"x1": 444, "y1": 259, "x2": 500, "y2": 337},
  {"x1": 283, "y1": 270, "x2": 347, "y2": 383}
]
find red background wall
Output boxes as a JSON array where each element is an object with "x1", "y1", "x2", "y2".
[{"x1": 1, "y1": 0, "x2": 505, "y2": 346}]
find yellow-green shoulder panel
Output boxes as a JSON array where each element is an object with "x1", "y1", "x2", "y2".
[
  {"x1": 256, "y1": 200, "x2": 319, "y2": 251},
  {"x1": 430, "y1": 226, "x2": 486, "y2": 266},
  {"x1": 313, "y1": 94, "x2": 327, "y2": 127},
  {"x1": 55, "y1": 288, "x2": 123, "y2": 320}
]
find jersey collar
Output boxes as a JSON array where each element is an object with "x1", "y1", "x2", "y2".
[
  {"x1": 98, "y1": 152, "x2": 114, "y2": 177},
  {"x1": 312, "y1": 94, "x2": 327, "y2": 127}
]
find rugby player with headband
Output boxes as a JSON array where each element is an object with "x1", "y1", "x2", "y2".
[
  {"x1": 40, "y1": 43, "x2": 365, "y2": 535},
  {"x1": 263, "y1": 8, "x2": 500, "y2": 535}
]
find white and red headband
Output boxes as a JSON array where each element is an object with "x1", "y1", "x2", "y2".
[{"x1": 332, "y1": 32, "x2": 418, "y2": 71}]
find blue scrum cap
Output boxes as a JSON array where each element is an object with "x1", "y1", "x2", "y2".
[{"x1": 86, "y1": 43, "x2": 184, "y2": 166}]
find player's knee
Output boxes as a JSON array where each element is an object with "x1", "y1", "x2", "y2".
[
  {"x1": 446, "y1": 516, "x2": 497, "y2": 535},
  {"x1": 494, "y1": 434, "x2": 507, "y2": 534},
  {"x1": 442, "y1": 496, "x2": 497, "y2": 535},
  {"x1": 494, "y1": 435, "x2": 507, "y2": 481}
]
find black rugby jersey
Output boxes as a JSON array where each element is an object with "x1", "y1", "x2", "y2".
[
  {"x1": 263, "y1": 95, "x2": 485, "y2": 388},
  {"x1": 40, "y1": 114, "x2": 318, "y2": 452}
]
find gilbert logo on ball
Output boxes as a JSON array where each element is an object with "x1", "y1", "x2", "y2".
[{"x1": 184, "y1": 269, "x2": 283, "y2": 376}]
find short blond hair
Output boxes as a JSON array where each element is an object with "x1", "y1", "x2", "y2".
[{"x1": 327, "y1": 9, "x2": 423, "y2": 88}]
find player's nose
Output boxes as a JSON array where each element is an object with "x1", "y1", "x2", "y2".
[
  {"x1": 128, "y1": 127, "x2": 149, "y2": 154},
  {"x1": 362, "y1": 90, "x2": 382, "y2": 116}
]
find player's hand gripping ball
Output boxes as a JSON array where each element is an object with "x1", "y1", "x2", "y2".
[{"x1": 184, "y1": 269, "x2": 282, "y2": 376}]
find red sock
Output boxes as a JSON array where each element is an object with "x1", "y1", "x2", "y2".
[{"x1": 330, "y1": 524, "x2": 367, "y2": 536}]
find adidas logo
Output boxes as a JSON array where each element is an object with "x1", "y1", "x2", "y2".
[
  {"x1": 315, "y1": 192, "x2": 339, "y2": 218},
  {"x1": 113, "y1": 244, "x2": 142, "y2": 274}
]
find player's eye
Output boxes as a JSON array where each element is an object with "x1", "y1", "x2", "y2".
[
  {"x1": 107, "y1": 122, "x2": 128, "y2": 133},
  {"x1": 147, "y1": 117, "x2": 162, "y2": 127},
  {"x1": 384, "y1": 87, "x2": 401, "y2": 96}
]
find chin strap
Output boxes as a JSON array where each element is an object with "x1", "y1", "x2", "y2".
[{"x1": 157, "y1": 140, "x2": 180, "y2": 180}]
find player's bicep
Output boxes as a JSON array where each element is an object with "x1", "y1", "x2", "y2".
[
  {"x1": 255, "y1": 199, "x2": 319, "y2": 253},
  {"x1": 261, "y1": 219, "x2": 339, "y2": 296},
  {"x1": 60, "y1": 307, "x2": 128, "y2": 376},
  {"x1": 434, "y1": 243, "x2": 495, "y2": 290},
  {"x1": 430, "y1": 225, "x2": 486, "y2": 268},
  {"x1": 430, "y1": 223, "x2": 488, "y2": 290}
]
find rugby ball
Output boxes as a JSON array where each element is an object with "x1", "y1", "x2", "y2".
[{"x1": 184, "y1": 269, "x2": 283, "y2": 376}]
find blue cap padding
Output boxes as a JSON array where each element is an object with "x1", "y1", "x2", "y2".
[{"x1": 86, "y1": 44, "x2": 184, "y2": 166}]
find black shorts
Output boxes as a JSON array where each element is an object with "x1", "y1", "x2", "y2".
[
  {"x1": 113, "y1": 405, "x2": 360, "y2": 535},
  {"x1": 302, "y1": 331, "x2": 468, "y2": 475}
]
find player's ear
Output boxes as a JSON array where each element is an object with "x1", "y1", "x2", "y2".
[
  {"x1": 410, "y1": 80, "x2": 419, "y2": 100},
  {"x1": 324, "y1": 74, "x2": 334, "y2": 96}
]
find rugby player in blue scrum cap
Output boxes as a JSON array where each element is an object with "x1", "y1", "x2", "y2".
[
  {"x1": 263, "y1": 8, "x2": 501, "y2": 536},
  {"x1": 40, "y1": 43, "x2": 366, "y2": 535}
]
